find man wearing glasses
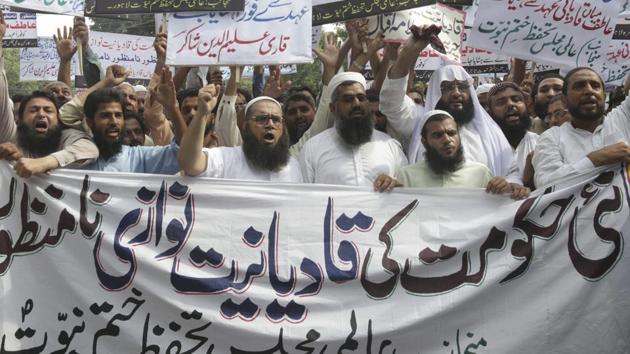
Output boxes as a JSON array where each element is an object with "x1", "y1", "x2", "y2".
[
  {"x1": 179, "y1": 90, "x2": 302, "y2": 182},
  {"x1": 379, "y1": 30, "x2": 516, "y2": 183},
  {"x1": 299, "y1": 72, "x2": 407, "y2": 191}
]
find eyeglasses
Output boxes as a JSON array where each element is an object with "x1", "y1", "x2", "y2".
[
  {"x1": 440, "y1": 81, "x2": 470, "y2": 93},
  {"x1": 250, "y1": 114, "x2": 283, "y2": 125},
  {"x1": 546, "y1": 109, "x2": 568, "y2": 120}
]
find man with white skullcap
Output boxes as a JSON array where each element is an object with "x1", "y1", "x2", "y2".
[
  {"x1": 179, "y1": 86, "x2": 302, "y2": 181},
  {"x1": 384, "y1": 110, "x2": 529, "y2": 199},
  {"x1": 476, "y1": 83, "x2": 494, "y2": 113},
  {"x1": 299, "y1": 72, "x2": 407, "y2": 191},
  {"x1": 379, "y1": 30, "x2": 517, "y2": 182}
]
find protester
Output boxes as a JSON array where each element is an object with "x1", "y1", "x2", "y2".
[
  {"x1": 487, "y1": 82, "x2": 538, "y2": 179},
  {"x1": 179, "y1": 90, "x2": 301, "y2": 181},
  {"x1": 476, "y1": 83, "x2": 494, "y2": 113},
  {"x1": 380, "y1": 28, "x2": 516, "y2": 182},
  {"x1": 82, "y1": 87, "x2": 180, "y2": 173},
  {"x1": 123, "y1": 111, "x2": 147, "y2": 147},
  {"x1": 42, "y1": 81, "x2": 73, "y2": 107},
  {"x1": 533, "y1": 67, "x2": 630, "y2": 187},
  {"x1": 299, "y1": 72, "x2": 407, "y2": 190},
  {"x1": 545, "y1": 95, "x2": 571, "y2": 128},
  {"x1": 532, "y1": 73, "x2": 564, "y2": 128},
  {"x1": 283, "y1": 92, "x2": 316, "y2": 144},
  {"x1": 0, "y1": 13, "x2": 97, "y2": 178},
  {"x1": 381, "y1": 110, "x2": 529, "y2": 199}
]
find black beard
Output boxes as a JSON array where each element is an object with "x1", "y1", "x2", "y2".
[
  {"x1": 16, "y1": 121, "x2": 62, "y2": 157},
  {"x1": 94, "y1": 133, "x2": 123, "y2": 161},
  {"x1": 287, "y1": 122, "x2": 309, "y2": 145},
  {"x1": 534, "y1": 98, "x2": 548, "y2": 120},
  {"x1": 336, "y1": 111, "x2": 374, "y2": 146},
  {"x1": 497, "y1": 113, "x2": 531, "y2": 148},
  {"x1": 435, "y1": 98, "x2": 475, "y2": 125},
  {"x1": 568, "y1": 102, "x2": 605, "y2": 123},
  {"x1": 242, "y1": 127, "x2": 291, "y2": 172},
  {"x1": 424, "y1": 143, "x2": 464, "y2": 175}
]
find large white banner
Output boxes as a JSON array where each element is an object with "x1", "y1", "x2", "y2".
[
  {"x1": 0, "y1": 0, "x2": 83, "y2": 16},
  {"x1": 468, "y1": 0, "x2": 623, "y2": 72},
  {"x1": 166, "y1": 0, "x2": 312, "y2": 66},
  {"x1": 89, "y1": 31, "x2": 157, "y2": 81},
  {"x1": 1, "y1": 162, "x2": 629, "y2": 352},
  {"x1": 19, "y1": 37, "x2": 78, "y2": 81},
  {"x1": 367, "y1": 3, "x2": 466, "y2": 63}
]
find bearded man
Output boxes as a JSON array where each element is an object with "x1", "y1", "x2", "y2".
[
  {"x1": 299, "y1": 72, "x2": 407, "y2": 190},
  {"x1": 487, "y1": 82, "x2": 539, "y2": 179},
  {"x1": 179, "y1": 90, "x2": 302, "y2": 182},
  {"x1": 533, "y1": 67, "x2": 630, "y2": 187}
]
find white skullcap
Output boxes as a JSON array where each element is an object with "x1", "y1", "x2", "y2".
[
  {"x1": 422, "y1": 109, "x2": 454, "y2": 127},
  {"x1": 328, "y1": 71, "x2": 367, "y2": 100},
  {"x1": 133, "y1": 85, "x2": 147, "y2": 93},
  {"x1": 244, "y1": 96, "x2": 282, "y2": 117},
  {"x1": 476, "y1": 83, "x2": 494, "y2": 96}
]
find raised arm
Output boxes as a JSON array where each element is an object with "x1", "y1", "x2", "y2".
[
  {"x1": 143, "y1": 30, "x2": 174, "y2": 145},
  {"x1": 73, "y1": 16, "x2": 103, "y2": 87},
  {"x1": 178, "y1": 84, "x2": 219, "y2": 176},
  {"x1": 54, "y1": 26, "x2": 77, "y2": 87},
  {"x1": 214, "y1": 65, "x2": 243, "y2": 147},
  {"x1": 151, "y1": 66, "x2": 187, "y2": 145}
]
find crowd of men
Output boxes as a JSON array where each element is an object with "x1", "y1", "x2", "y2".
[{"x1": 1, "y1": 12, "x2": 630, "y2": 201}]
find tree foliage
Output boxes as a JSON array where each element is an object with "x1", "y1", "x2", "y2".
[{"x1": 4, "y1": 48, "x2": 41, "y2": 96}]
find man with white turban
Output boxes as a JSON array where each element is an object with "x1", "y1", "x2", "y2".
[
  {"x1": 299, "y1": 72, "x2": 407, "y2": 190},
  {"x1": 379, "y1": 31, "x2": 517, "y2": 181}
]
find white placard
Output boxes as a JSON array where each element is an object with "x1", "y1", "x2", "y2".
[
  {"x1": 2, "y1": 9, "x2": 37, "y2": 47},
  {"x1": 19, "y1": 37, "x2": 78, "y2": 81},
  {"x1": 468, "y1": 0, "x2": 623, "y2": 72},
  {"x1": 88, "y1": 31, "x2": 157, "y2": 80},
  {"x1": 166, "y1": 0, "x2": 313, "y2": 66}
]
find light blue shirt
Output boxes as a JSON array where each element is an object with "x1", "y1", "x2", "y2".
[{"x1": 85, "y1": 141, "x2": 180, "y2": 174}]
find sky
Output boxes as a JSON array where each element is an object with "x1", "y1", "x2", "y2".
[{"x1": 36, "y1": 14, "x2": 80, "y2": 37}]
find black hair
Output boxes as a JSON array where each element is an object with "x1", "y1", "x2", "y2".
[
  {"x1": 289, "y1": 85, "x2": 316, "y2": 100},
  {"x1": 236, "y1": 88, "x2": 252, "y2": 103},
  {"x1": 562, "y1": 67, "x2": 605, "y2": 95},
  {"x1": 18, "y1": 90, "x2": 60, "y2": 121},
  {"x1": 177, "y1": 88, "x2": 199, "y2": 108},
  {"x1": 84, "y1": 88, "x2": 123, "y2": 120},
  {"x1": 124, "y1": 110, "x2": 147, "y2": 133},
  {"x1": 533, "y1": 73, "x2": 564, "y2": 98},
  {"x1": 283, "y1": 92, "x2": 315, "y2": 114},
  {"x1": 421, "y1": 113, "x2": 457, "y2": 139}
]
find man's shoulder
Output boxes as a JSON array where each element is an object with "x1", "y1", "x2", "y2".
[
  {"x1": 461, "y1": 160, "x2": 492, "y2": 174},
  {"x1": 302, "y1": 127, "x2": 336, "y2": 148}
]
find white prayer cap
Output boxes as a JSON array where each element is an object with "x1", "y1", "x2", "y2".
[
  {"x1": 244, "y1": 96, "x2": 282, "y2": 117},
  {"x1": 133, "y1": 85, "x2": 147, "y2": 93},
  {"x1": 328, "y1": 71, "x2": 367, "y2": 100},
  {"x1": 421, "y1": 109, "x2": 454, "y2": 127},
  {"x1": 476, "y1": 83, "x2": 494, "y2": 96}
]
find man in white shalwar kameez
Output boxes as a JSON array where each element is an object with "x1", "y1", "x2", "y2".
[
  {"x1": 179, "y1": 89, "x2": 302, "y2": 182},
  {"x1": 533, "y1": 67, "x2": 630, "y2": 188},
  {"x1": 299, "y1": 72, "x2": 407, "y2": 190}
]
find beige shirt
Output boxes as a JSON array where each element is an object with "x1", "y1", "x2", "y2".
[{"x1": 397, "y1": 160, "x2": 493, "y2": 188}]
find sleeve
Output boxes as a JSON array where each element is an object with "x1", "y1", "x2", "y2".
[
  {"x1": 0, "y1": 53, "x2": 16, "y2": 144},
  {"x1": 253, "y1": 69, "x2": 264, "y2": 98},
  {"x1": 214, "y1": 94, "x2": 242, "y2": 147},
  {"x1": 140, "y1": 141, "x2": 181, "y2": 175},
  {"x1": 59, "y1": 95, "x2": 90, "y2": 133},
  {"x1": 604, "y1": 93, "x2": 630, "y2": 141},
  {"x1": 198, "y1": 147, "x2": 225, "y2": 178},
  {"x1": 298, "y1": 142, "x2": 315, "y2": 183},
  {"x1": 143, "y1": 73, "x2": 174, "y2": 146},
  {"x1": 83, "y1": 46, "x2": 104, "y2": 88},
  {"x1": 51, "y1": 138, "x2": 99, "y2": 167},
  {"x1": 379, "y1": 73, "x2": 418, "y2": 148},
  {"x1": 289, "y1": 84, "x2": 334, "y2": 157},
  {"x1": 532, "y1": 129, "x2": 595, "y2": 188}
]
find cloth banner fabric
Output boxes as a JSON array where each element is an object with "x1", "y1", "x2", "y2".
[
  {"x1": 88, "y1": 31, "x2": 157, "y2": 81},
  {"x1": 0, "y1": 0, "x2": 84, "y2": 16},
  {"x1": 166, "y1": 0, "x2": 312, "y2": 66},
  {"x1": 468, "y1": 0, "x2": 623, "y2": 75},
  {"x1": 19, "y1": 37, "x2": 79, "y2": 81},
  {"x1": 1, "y1": 161, "x2": 629, "y2": 353},
  {"x1": 1, "y1": 7, "x2": 37, "y2": 48},
  {"x1": 90, "y1": 0, "x2": 245, "y2": 15}
]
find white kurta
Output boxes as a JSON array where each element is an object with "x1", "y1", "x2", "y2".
[
  {"x1": 514, "y1": 131, "x2": 539, "y2": 178},
  {"x1": 299, "y1": 128, "x2": 408, "y2": 186},
  {"x1": 533, "y1": 94, "x2": 630, "y2": 188},
  {"x1": 200, "y1": 146, "x2": 303, "y2": 182},
  {"x1": 397, "y1": 160, "x2": 493, "y2": 188}
]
